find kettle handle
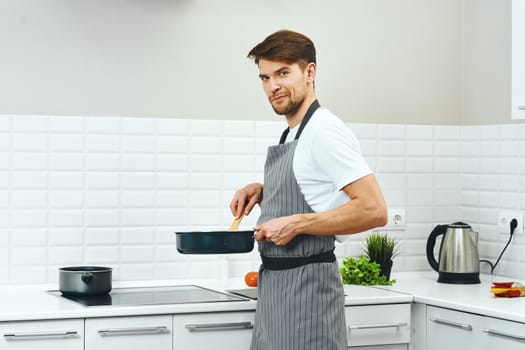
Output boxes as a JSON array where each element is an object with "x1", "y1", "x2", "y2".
[{"x1": 426, "y1": 224, "x2": 448, "y2": 272}]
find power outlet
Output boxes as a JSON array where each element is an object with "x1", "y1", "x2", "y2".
[
  {"x1": 498, "y1": 210, "x2": 524, "y2": 235},
  {"x1": 384, "y1": 208, "x2": 406, "y2": 230}
]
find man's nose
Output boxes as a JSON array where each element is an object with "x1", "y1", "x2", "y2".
[{"x1": 269, "y1": 78, "x2": 280, "y2": 93}]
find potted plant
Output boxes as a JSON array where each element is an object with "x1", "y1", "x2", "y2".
[{"x1": 363, "y1": 232, "x2": 399, "y2": 281}]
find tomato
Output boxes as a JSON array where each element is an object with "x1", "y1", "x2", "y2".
[{"x1": 244, "y1": 271, "x2": 258, "y2": 287}]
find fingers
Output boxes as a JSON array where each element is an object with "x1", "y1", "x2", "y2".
[
  {"x1": 253, "y1": 225, "x2": 283, "y2": 245},
  {"x1": 244, "y1": 196, "x2": 259, "y2": 216},
  {"x1": 230, "y1": 183, "x2": 263, "y2": 218},
  {"x1": 229, "y1": 198, "x2": 244, "y2": 219}
]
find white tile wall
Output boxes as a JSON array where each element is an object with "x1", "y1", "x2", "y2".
[{"x1": 1, "y1": 115, "x2": 525, "y2": 285}]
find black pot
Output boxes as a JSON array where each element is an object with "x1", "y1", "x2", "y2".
[
  {"x1": 59, "y1": 266, "x2": 112, "y2": 296},
  {"x1": 379, "y1": 260, "x2": 393, "y2": 281}
]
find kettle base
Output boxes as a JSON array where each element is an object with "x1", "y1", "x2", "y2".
[{"x1": 438, "y1": 271, "x2": 480, "y2": 284}]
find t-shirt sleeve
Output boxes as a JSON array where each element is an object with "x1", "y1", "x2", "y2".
[{"x1": 310, "y1": 122, "x2": 372, "y2": 191}]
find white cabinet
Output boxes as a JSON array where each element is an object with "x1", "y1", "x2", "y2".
[
  {"x1": 512, "y1": 0, "x2": 525, "y2": 119},
  {"x1": 482, "y1": 316, "x2": 525, "y2": 350},
  {"x1": 426, "y1": 305, "x2": 525, "y2": 350},
  {"x1": 346, "y1": 303, "x2": 411, "y2": 349},
  {"x1": 84, "y1": 315, "x2": 172, "y2": 350},
  {"x1": 173, "y1": 311, "x2": 254, "y2": 350},
  {"x1": 0, "y1": 319, "x2": 83, "y2": 350},
  {"x1": 426, "y1": 305, "x2": 481, "y2": 350}
]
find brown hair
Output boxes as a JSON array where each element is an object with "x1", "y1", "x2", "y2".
[{"x1": 247, "y1": 30, "x2": 316, "y2": 69}]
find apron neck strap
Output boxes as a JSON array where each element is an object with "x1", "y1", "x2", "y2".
[{"x1": 278, "y1": 100, "x2": 320, "y2": 144}]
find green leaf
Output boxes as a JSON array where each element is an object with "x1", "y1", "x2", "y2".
[{"x1": 339, "y1": 256, "x2": 396, "y2": 286}]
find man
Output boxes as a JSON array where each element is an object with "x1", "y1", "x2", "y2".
[{"x1": 230, "y1": 30, "x2": 387, "y2": 350}]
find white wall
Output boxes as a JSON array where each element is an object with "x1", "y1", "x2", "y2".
[
  {"x1": 1, "y1": 114, "x2": 525, "y2": 285},
  {"x1": 0, "y1": 0, "x2": 463, "y2": 124}
]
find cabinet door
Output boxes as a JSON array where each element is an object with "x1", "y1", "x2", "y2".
[
  {"x1": 0, "y1": 319, "x2": 83, "y2": 350},
  {"x1": 512, "y1": 0, "x2": 525, "y2": 119},
  {"x1": 173, "y1": 311, "x2": 254, "y2": 350},
  {"x1": 482, "y1": 316, "x2": 525, "y2": 350},
  {"x1": 426, "y1": 306, "x2": 482, "y2": 350},
  {"x1": 346, "y1": 303, "x2": 410, "y2": 348},
  {"x1": 85, "y1": 315, "x2": 172, "y2": 350}
]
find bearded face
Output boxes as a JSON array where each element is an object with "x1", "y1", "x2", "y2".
[{"x1": 257, "y1": 60, "x2": 310, "y2": 117}]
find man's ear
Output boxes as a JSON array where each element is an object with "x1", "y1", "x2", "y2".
[{"x1": 305, "y1": 62, "x2": 316, "y2": 83}]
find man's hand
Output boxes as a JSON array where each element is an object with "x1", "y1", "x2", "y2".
[
  {"x1": 254, "y1": 215, "x2": 300, "y2": 246},
  {"x1": 230, "y1": 183, "x2": 263, "y2": 219}
]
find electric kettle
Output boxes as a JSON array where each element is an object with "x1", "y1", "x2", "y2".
[{"x1": 426, "y1": 222, "x2": 480, "y2": 284}]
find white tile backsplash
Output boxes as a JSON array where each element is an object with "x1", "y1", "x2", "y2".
[
  {"x1": 156, "y1": 119, "x2": 189, "y2": 136},
  {"x1": 0, "y1": 117, "x2": 10, "y2": 131},
  {"x1": 48, "y1": 229, "x2": 84, "y2": 246},
  {"x1": 0, "y1": 211, "x2": 8, "y2": 227},
  {"x1": 0, "y1": 135, "x2": 10, "y2": 150},
  {"x1": 48, "y1": 246, "x2": 83, "y2": 264},
  {"x1": 122, "y1": 118, "x2": 156, "y2": 134},
  {"x1": 11, "y1": 116, "x2": 47, "y2": 133},
  {"x1": 1, "y1": 114, "x2": 525, "y2": 284},
  {"x1": 156, "y1": 136, "x2": 189, "y2": 153},
  {"x1": 49, "y1": 134, "x2": 84, "y2": 152},
  {"x1": 48, "y1": 116, "x2": 84, "y2": 133},
  {"x1": 84, "y1": 228, "x2": 119, "y2": 245},
  {"x1": 0, "y1": 155, "x2": 9, "y2": 170},
  {"x1": 0, "y1": 192, "x2": 8, "y2": 208}
]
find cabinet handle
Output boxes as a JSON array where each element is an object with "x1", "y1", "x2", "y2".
[
  {"x1": 349, "y1": 322, "x2": 408, "y2": 330},
  {"x1": 98, "y1": 326, "x2": 169, "y2": 336},
  {"x1": 482, "y1": 328, "x2": 525, "y2": 342},
  {"x1": 519, "y1": 106, "x2": 525, "y2": 111},
  {"x1": 430, "y1": 318, "x2": 472, "y2": 331},
  {"x1": 3, "y1": 330, "x2": 78, "y2": 339},
  {"x1": 185, "y1": 321, "x2": 254, "y2": 332}
]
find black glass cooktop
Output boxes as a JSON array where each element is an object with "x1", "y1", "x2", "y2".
[{"x1": 49, "y1": 285, "x2": 246, "y2": 307}]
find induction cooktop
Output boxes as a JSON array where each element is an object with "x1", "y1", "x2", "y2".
[{"x1": 49, "y1": 285, "x2": 247, "y2": 307}]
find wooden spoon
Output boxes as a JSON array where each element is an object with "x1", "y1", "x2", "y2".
[{"x1": 228, "y1": 214, "x2": 245, "y2": 231}]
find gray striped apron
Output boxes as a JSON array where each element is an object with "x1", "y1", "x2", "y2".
[{"x1": 250, "y1": 101, "x2": 347, "y2": 350}]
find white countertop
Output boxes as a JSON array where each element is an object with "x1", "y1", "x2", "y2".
[
  {"x1": 1, "y1": 272, "x2": 524, "y2": 324},
  {"x1": 0, "y1": 279, "x2": 256, "y2": 322},
  {"x1": 378, "y1": 271, "x2": 525, "y2": 324},
  {"x1": 0, "y1": 277, "x2": 410, "y2": 322}
]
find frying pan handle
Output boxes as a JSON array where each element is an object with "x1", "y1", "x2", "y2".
[{"x1": 81, "y1": 272, "x2": 93, "y2": 283}]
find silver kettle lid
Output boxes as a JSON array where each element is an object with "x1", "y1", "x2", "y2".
[{"x1": 448, "y1": 221, "x2": 471, "y2": 229}]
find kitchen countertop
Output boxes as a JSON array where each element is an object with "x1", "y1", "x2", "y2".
[
  {"x1": 377, "y1": 271, "x2": 525, "y2": 324},
  {"x1": 0, "y1": 271, "x2": 524, "y2": 323},
  {"x1": 0, "y1": 278, "x2": 410, "y2": 322}
]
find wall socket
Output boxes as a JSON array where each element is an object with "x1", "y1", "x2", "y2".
[
  {"x1": 498, "y1": 210, "x2": 524, "y2": 235},
  {"x1": 384, "y1": 208, "x2": 406, "y2": 230}
]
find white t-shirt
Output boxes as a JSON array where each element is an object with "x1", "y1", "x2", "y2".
[{"x1": 284, "y1": 107, "x2": 372, "y2": 213}]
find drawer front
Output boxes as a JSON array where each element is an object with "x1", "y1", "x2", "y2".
[
  {"x1": 483, "y1": 316, "x2": 525, "y2": 349},
  {"x1": 426, "y1": 306, "x2": 481, "y2": 350},
  {"x1": 173, "y1": 311, "x2": 254, "y2": 350},
  {"x1": 0, "y1": 319, "x2": 84, "y2": 350},
  {"x1": 346, "y1": 304, "x2": 411, "y2": 347},
  {"x1": 85, "y1": 315, "x2": 172, "y2": 350}
]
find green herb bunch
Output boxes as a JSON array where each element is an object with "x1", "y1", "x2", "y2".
[{"x1": 340, "y1": 256, "x2": 395, "y2": 286}]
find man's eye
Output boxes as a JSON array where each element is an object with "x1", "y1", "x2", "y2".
[
  {"x1": 260, "y1": 76, "x2": 269, "y2": 81},
  {"x1": 279, "y1": 71, "x2": 289, "y2": 77}
]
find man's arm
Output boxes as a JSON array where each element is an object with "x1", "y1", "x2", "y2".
[{"x1": 254, "y1": 174, "x2": 387, "y2": 245}]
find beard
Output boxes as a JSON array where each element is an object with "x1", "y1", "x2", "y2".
[{"x1": 269, "y1": 92, "x2": 305, "y2": 116}]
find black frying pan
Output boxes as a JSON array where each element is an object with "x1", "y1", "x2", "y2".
[{"x1": 176, "y1": 231, "x2": 255, "y2": 254}]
